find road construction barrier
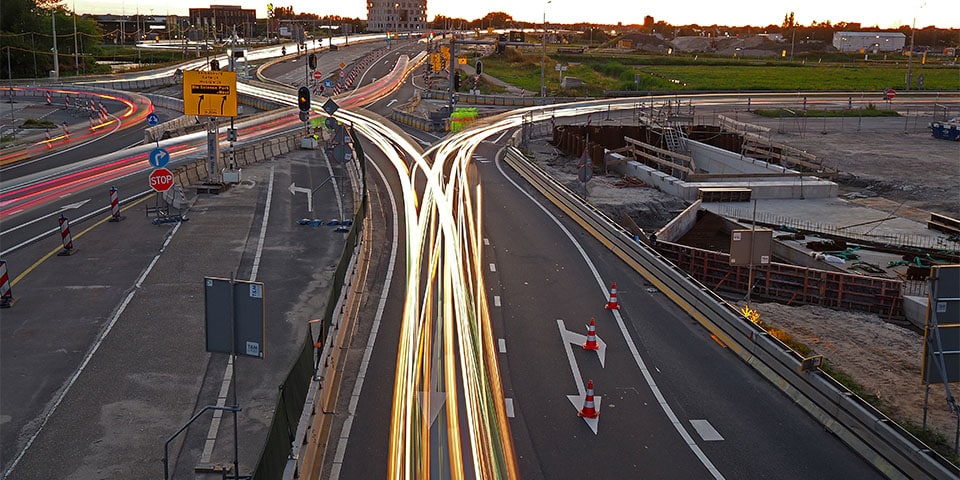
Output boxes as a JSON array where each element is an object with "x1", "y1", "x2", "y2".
[
  {"x1": 109, "y1": 186, "x2": 124, "y2": 222},
  {"x1": 0, "y1": 259, "x2": 13, "y2": 308},
  {"x1": 57, "y1": 214, "x2": 76, "y2": 255}
]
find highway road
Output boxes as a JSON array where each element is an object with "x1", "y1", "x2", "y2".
[
  {"x1": 0, "y1": 37, "x2": 427, "y2": 479},
  {"x1": 3, "y1": 35, "x2": 949, "y2": 478}
]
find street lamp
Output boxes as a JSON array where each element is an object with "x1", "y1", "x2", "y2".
[{"x1": 541, "y1": 0, "x2": 551, "y2": 98}]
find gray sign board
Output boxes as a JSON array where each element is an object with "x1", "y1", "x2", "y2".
[
  {"x1": 922, "y1": 265, "x2": 960, "y2": 384},
  {"x1": 204, "y1": 277, "x2": 265, "y2": 359}
]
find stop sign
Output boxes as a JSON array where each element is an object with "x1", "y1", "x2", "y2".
[{"x1": 149, "y1": 167, "x2": 174, "y2": 192}]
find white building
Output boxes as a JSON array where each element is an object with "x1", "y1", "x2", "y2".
[
  {"x1": 366, "y1": 0, "x2": 427, "y2": 33},
  {"x1": 832, "y1": 32, "x2": 906, "y2": 53}
]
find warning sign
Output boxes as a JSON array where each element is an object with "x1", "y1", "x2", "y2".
[{"x1": 182, "y1": 70, "x2": 238, "y2": 117}]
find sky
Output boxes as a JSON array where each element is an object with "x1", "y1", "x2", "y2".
[{"x1": 69, "y1": 0, "x2": 960, "y2": 29}]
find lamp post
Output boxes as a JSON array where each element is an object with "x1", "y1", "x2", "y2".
[{"x1": 540, "y1": 0, "x2": 551, "y2": 98}]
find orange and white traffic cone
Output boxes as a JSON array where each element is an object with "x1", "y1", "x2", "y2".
[
  {"x1": 605, "y1": 282, "x2": 620, "y2": 310},
  {"x1": 578, "y1": 379, "x2": 600, "y2": 418},
  {"x1": 583, "y1": 318, "x2": 599, "y2": 351}
]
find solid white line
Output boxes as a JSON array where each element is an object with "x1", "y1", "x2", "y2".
[
  {"x1": 504, "y1": 398, "x2": 515, "y2": 418},
  {"x1": 330, "y1": 152, "x2": 400, "y2": 480},
  {"x1": 491, "y1": 129, "x2": 510, "y2": 145},
  {"x1": 202, "y1": 165, "x2": 274, "y2": 464},
  {"x1": 1, "y1": 220, "x2": 186, "y2": 480},
  {"x1": 497, "y1": 150, "x2": 724, "y2": 479},
  {"x1": 498, "y1": 338, "x2": 506, "y2": 354}
]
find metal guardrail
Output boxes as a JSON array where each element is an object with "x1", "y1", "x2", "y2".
[{"x1": 502, "y1": 146, "x2": 959, "y2": 480}]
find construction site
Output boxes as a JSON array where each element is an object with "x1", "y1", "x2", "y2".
[{"x1": 520, "y1": 99, "x2": 960, "y2": 448}]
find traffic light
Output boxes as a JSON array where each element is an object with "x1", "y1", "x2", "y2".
[
  {"x1": 297, "y1": 86, "x2": 311, "y2": 112},
  {"x1": 454, "y1": 71, "x2": 461, "y2": 91},
  {"x1": 308, "y1": 53, "x2": 317, "y2": 70},
  {"x1": 210, "y1": 58, "x2": 220, "y2": 70}
]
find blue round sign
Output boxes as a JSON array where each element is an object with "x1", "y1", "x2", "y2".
[
  {"x1": 149, "y1": 147, "x2": 170, "y2": 168},
  {"x1": 323, "y1": 79, "x2": 334, "y2": 88},
  {"x1": 146, "y1": 113, "x2": 160, "y2": 126}
]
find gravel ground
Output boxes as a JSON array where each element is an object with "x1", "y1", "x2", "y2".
[{"x1": 533, "y1": 113, "x2": 960, "y2": 454}]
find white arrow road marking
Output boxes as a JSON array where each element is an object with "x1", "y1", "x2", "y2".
[
  {"x1": 558, "y1": 319, "x2": 602, "y2": 435},
  {"x1": 419, "y1": 392, "x2": 446, "y2": 426},
  {"x1": 386, "y1": 99, "x2": 398, "y2": 107},
  {"x1": 288, "y1": 182, "x2": 313, "y2": 212},
  {"x1": 2, "y1": 199, "x2": 91, "y2": 235}
]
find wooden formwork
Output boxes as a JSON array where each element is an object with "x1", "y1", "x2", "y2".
[{"x1": 655, "y1": 241, "x2": 904, "y2": 319}]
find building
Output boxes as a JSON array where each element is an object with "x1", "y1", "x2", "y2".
[
  {"x1": 188, "y1": 5, "x2": 257, "y2": 41},
  {"x1": 366, "y1": 0, "x2": 427, "y2": 33},
  {"x1": 832, "y1": 31, "x2": 906, "y2": 53}
]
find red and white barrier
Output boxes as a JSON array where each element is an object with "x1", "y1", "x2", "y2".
[
  {"x1": 57, "y1": 214, "x2": 76, "y2": 255},
  {"x1": 0, "y1": 259, "x2": 13, "y2": 308},
  {"x1": 108, "y1": 186, "x2": 123, "y2": 222}
]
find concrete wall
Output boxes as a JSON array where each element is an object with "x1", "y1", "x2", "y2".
[
  {"x1": 655, "y1": 199, "x2": 701, "y2": 242},
  {"x1": 607, "y1": 139, "x2": 839, "y2": 202},
  {"x1": 687, "y1": 141, "x2": 791, "y2": 176}
]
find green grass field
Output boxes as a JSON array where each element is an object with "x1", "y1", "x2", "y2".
[{"x1": 478, "y1": 47, "x2": 960, "y2": 95}]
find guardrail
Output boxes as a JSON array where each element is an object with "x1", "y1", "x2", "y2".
[{"x1": 502, "y1": 145, "x2": 959, "y2": 479}]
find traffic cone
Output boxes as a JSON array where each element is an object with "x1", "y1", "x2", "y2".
[
  {"x1": 605, "y1": 282, "x2": 620, "y2": 310},
  {"x1": 582, "y1": 318, "x2": 599, "y2": 351},
  {"x1": 578, "y1": 379, "x2": 600, "y2": 418}
]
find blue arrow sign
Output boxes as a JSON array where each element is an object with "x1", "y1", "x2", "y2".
[
  {"x1": 149, "y1": 147, "x2": 170, "y2": 168},
  {"x1": 146, "y1": 113, "x2": 160, "y2": 126}
]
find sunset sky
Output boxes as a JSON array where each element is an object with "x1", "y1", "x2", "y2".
[{"x1": 69, "y1": 0, "x2": 959, "y2": 29}]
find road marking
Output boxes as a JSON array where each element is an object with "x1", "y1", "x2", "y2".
[
  {"x1": 483, "y1": 237, "x2": 490, "y2": 245},
  {"x1": 498, "y1": 149, "x2": 724, "y2": 478},
  {"x1": 201, "y1": 165, "x2": 276, "y2": 464},
  {"x1": 489, "y1": 263, "x2": 496, "y2": 272},
  {"x1": 330, "y1": 146, "x2": 402, "y2": 480},
  {"x1": 493, "y1": 295, "x2": 501, "y2": 307},
  {"x1": 690, "y1": 420, "x2": 724, "y2": 441},
  {"x1": 504, "y1": 398, "x2": 515, "y2": 418},
  {"x1": 558, "y1": 319, "x2": 601, "y2": 434},
  {"x1": 498, "y1": 338, "x2": 506, "y2": 353},
  {"x1": 2, "y1": 206, "x2": 184, "y2": 479}
]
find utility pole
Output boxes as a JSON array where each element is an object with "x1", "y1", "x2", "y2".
[
  {"x1": 906, "y1": 18, "x2": 916, "y2": 90},
  {"x1": 51, "y1": 10, "x2": 60, "y2": 79},
  {"x1": 72, "y1": 0, "x2": 80, "y2": 75}
]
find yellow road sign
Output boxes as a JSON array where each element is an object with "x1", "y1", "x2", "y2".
[
  {"x1": 430, "y1": 53, "x2": 442, "y2": 71},
  {"x1": 457, "y1": 57, "x2": 467, "y2": 65},
  {"x1": 182, "y1": 70, "x2": 238, "y2": 117},
  {"x1": 441, "y1": 46, "x2": 450, "y2": 60}
]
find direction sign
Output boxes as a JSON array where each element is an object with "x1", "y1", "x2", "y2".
[
  {"x1": 182, "y1": 70, "x2": 238, "y2": 117},
  {"x1": 146, "y1": 113, "x2": 160, "y2": 126},
  {"x1": 149, "y1": 147, "x2": 170, "y2": 168},
  {"x1": 149, "y1": 168, "x2": 175, "y2": 192},
  {"x1": 314, "y1": 70, "x2": 322, "y2": 80}
]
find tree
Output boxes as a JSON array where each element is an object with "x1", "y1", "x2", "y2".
[
  {"x1": 479, "y1": 12, "x2": 513, "y2": 29},
  {"x1": 1, "y1": 0, "x2": 102, "y2": 79},
  {"x1": 782, "y1": 11, "x2": 795, "y2": 29}
]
